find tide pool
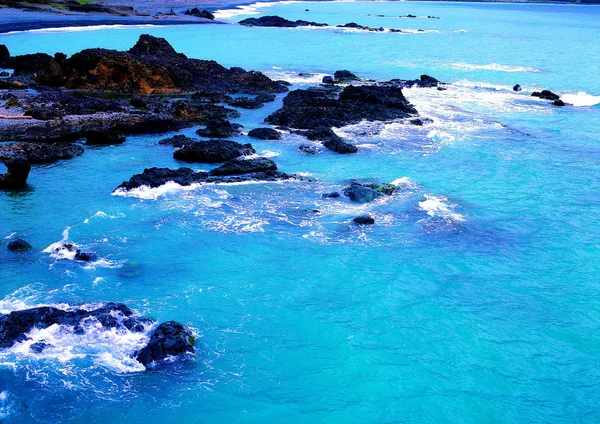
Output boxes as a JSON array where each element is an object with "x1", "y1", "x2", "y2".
[{"x1": 1, "y1": 2, "x2": 600, "y2": 422}]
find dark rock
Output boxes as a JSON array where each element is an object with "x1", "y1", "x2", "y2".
[
  {"x1": 130, "y1": 95, "x2": 148, "y2": 109},
  {"x1": 322, "y1": 192, "x2": 340, "y2": 198},
  {"x1": 209, "y1": 157, "x2": 277, "y2": 176},
  {"x1": 239, "y1": 15, "x2": 328, "y2": 28},
  {"x1": 198, "y1": 10, "x2": 215, "y2": 20},
  {"x1": 7, "y1": 238, "x2": 32, "y2": 252},
  {"x1": 322, "y1": 76, "x2": 335, "y2": 84},
  {"x1": 513, "y1": 84, "x2": 522, "y2": 92},
  {"x1": 353, "y1": 215, "x2": 375, "y2": 225},
  {"x1": 196, "y1": 119, "x2": 243, "y2": 138},
  {"x1": 299, "y1": 144, "x2": 321, "y2": 155},
  {"x1": 25, "y1": 107, "x2": 64, "y2": 120},
  {"x1": 158, "y1": 134, "x2": 196, "y2": 148},
  {"x1": 267, "y1": 85, "x2": 417, "y2": 131},
  {"x1": 553, "y1": 99, "x2": 566, "y2": 107},
  {"x1": 0, "y1": 71, "x2": 9, "y2": 77},
  {"x1": 74, "y1": 251, "x2": 98, "y2": 262},
  {"x1": 0, "y1": 143, "x2": 83, "y2": 164},
  {"x1": 134, "y1": 321, "x2": 195, "y2": 366},
  {"x1": 0, "y1": 303, "x2": 146, "y2": 349},
  {"x1": 5, "y1": 53, "x2": 65, "y2": 86},
  {"x1": 174, "y1": 139, "x2": 255, "y2": 163},
  {"x1": 228, "y1": 97, "x2": 264, "y2": 109},
  {"x1": 255, "y1": 93, "x2": 276, "y2": 103},
  {"x1": 531, "y1": 90, "x2": 560, "y2": 101},
  {"x1": 30, "y1": 341, "x2": 50, "y2": 353},
  {"x1": 334, "y1": 70, "x2": 359, "y2": 82},
  {"x1": 406, "y1": 74, "x2": 440, "y2": 88},
  {"x1": 54, "y1": 52, "x2": 67, "y2": 63},
  {"x1": 85, "y1": 130, "x2": 126, "y2": 145},
  {"x1": 0, "y1": 44, "x2": 9, "y2": 66},
  {"x1": 191, "y1": 89, "x2": 232, "y2": 104},
  {"x1": 0, "y1": 159, "x2": 31, "y2": 189},
  {"x1": 117, "y1": 167, "x2": 208, "y2": 190},
  {"x1": 322, "y1": 136, "x2": 357, "y2": 154},
  {"x1": 248, "y1": 127, "x2": 281, "y2": 140},
  {"x1": 343, "y1": 183, "x2": 381, "y2": 203}
]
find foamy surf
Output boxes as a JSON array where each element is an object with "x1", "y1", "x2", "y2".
[
  {"x1": 418, "y1": 194, "x2": 465, "y2": 222},
  {"x1": 449, "y1": 62, "x2": 541, "y2": 73},
  {"x1": 4, "y1": 24, "x2": 159, "y2": 35},
  {"x1": 561, "y1": 92, "x2": 600, "y2": 107}
]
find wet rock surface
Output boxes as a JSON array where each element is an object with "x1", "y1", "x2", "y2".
[
  {"x1": 173, "y1": 139, "x2": 255, "y2": 163},
  {"x1": 134, "y1": 321, "x2": 195, "y2": 366},
  {"x1": 0, "y1": 143, "x2": 83, "y2": 164},
  {"x1": 0, "y1": 158, "x2": 30, "y2": 189},
  {"x1": 196, "y1": 119, "x2": 243, "y2": 138},
  {"x1": 7, "y1": 238, "x2": 32, "y2": 252},
  {"x1": 209, "y1": 157, "x2": 278, "y2": 176},
  {"x1": 248, "y1": 127, "x2": 281, "y2": 140}
]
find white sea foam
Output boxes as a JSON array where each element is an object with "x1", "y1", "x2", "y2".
[
  {"x1": 112, "y1": 181, "x2": 205, "y2": 200},
  {"x1": 4, "y1": 24, "x2": 159, "y2": 35},
  {"x1": 449, "y1": 62, "x2": 541, "y2": 73},
  {"x1": 561, "y1": 92, "x2": 600, "y2": 107},
  {"x1": 43, "y1": 227, "x2": 77, "y2": 260},
  {"x1": 4, "y1": 232, "x2": 16, "y2": 240},
  {"x1": 264, "y1": 69, "x2": 329, "y2": 85},
  {"x1": 418, "y1": 194, "x2": 465, "y2": 222}
]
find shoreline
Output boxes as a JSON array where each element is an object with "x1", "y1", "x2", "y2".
[{"x1": 1, "y1": 0, "x2": 598, "y2": 35}]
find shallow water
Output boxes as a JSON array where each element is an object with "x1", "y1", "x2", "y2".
[{"x1": 1, "y1": 1, "x2": 600, "y2": 422}]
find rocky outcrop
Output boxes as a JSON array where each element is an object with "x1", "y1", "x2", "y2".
[
  {"x1": 298, "y1": 128, "x2": 356, "y2": 154},
  {"x1": 4, "y1": 35, "x2": 288, "y2": 95},
  {"x1": 0, "y1": 143, "x2": 83, "y2": 164},
  {"x1": 343, "y1": 182, "x2": 397, "y2": 203},
  {"x1": 116, "y1": 166, "x2": 303, "y2": 191},
  {"x1": 0, "y1": 158, "x2": 30, "y2": 189},
  {"x1": 299, "y1": 144, "x2": 321, "y2": 155},
  {"x1": 0, "y1": 44, "x2": 9, "y2": 66},
  {"x1": 196, "y1": 119, "x2": 243, "y2": 138},
  {"x1": 209, "y1": 157, "x2": 277, "y2": 176},
  {"x1": 513, "y1": 84, "x2": 522, "y2": 92},
  {"x1": 334, "y1": 70, "x2": 359, "y2": 82},
  {"x1": 173, "y1": 139, "x2": 255, "y2": 163},
  {"x1": 239, "y1": 15, "x2": 328, "y2": 28},
  {"x1": 52, "y1": 243, "x2": 98, "y2": 262},
  {"x1": 0, "y1": 303, "x2": 151, "y2": 349},
  {"x1": 228, "y1": 96, "x2": 265, "y2": 109},
  {"x1": 85, "y1": 130, "x2": 126, "y2": 145},
  {"x1": 248, "y1": 127, "x2": 281, "y2": 140},
  {"x1": 266, "y1": 84, "x2": 417, "y2": 130},
  {"x1": 135, "y1": 321, "x2": 195, "y2": 366},
  {"x1": 531, "y1": 90, "x2": 560, "y2": 101},
  {"x1": 184, "y1": 8, "x2": 214, "y2": 20},
  {"x1": 7, "y1": 238, "x2": 32, "y2": 252}
]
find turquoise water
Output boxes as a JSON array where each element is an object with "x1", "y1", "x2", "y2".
[{"x1": 1, "y1": 1, "x2": 600, "y2": 422}]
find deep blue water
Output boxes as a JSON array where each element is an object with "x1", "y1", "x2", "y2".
[{"x1": 1, "y1": 1, "x2": 600, "y2": 422}]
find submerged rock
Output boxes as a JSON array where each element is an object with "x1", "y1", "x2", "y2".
[
  {"x1": 343, "y1": 182, "x2": 397, "y2": 203},
  {"x1": 196, "y1": 119, "x2": 243, "y2": 138},
  {"x1": 209, "y1": 157, "x2": 277, "y2": 176},
  {"x1": 173, "y1": 139, "x2": 255, "y2": 163},
  {"x1": 353, "y1": 215, "x2": 375, "y2": 225},
  {"x1": 248, "y1": 127, "x2": 281, "y2": 140},
  {"x1": 299, "y1": 144, "x2": 321, "y2": 155},
  {"x1": 7, "y1": 238, "x2": 32, "y2": 252},
  {"x1": 0, "y1": 158, "x2": 31, "y2": 189},
  {"x1": 134, "y1": 321, "x2": 195, "y2": 366}
]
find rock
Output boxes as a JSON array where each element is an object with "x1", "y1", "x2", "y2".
[
  {"x1": 322, "y1": 192, "x2": 340, "y2": 198},
  {"x1": 5, "y1": 53, "x2": 65, "y2": 86},
  {"x1": 0, "y1": 159, "x2": 31, "y2": 189},
  {"x1": 513, "y1": 84, "x2": 522, "y2": 92},
  {"x1": 353, "y1": 215, "x2": 375, "y2": 225},
  {"x1": 343, "y1": 183, "x2": 381, "y2": 203},
  {"x1": 130, "y1": 95, "x2": 148, "y2": 109},
  {"x1": 334, "y1": 70, "x2": 359, "y2": 82},
  {"x1": 196, "y1": 119, "x2": 243, "y2": 138},
  {"x1": 299, "y1": 144, "x2": 321, "y2": 155},
  {"x1": 553, "y1": 99, "x2": 566, "y2": 107},
  {"x1": 117, "y1": 167, "x2": 208, "y2": 190},
  {"x1": 531, "y1": 90, "x2": 560, "y2": 101},
  {"x1": 85, "y1": 130, "x2": 126, "y2": 145},
  {"x1": 174, "y1": 139, "x2": 255, "y2": 163},
  {"x1": 0, "y1": 71, "x2": 9, "y2": 77},
  {"x1": 30, "y1": 341, "x2": 50, "y2": 353},
  {"x1": 0, "y1": 44, "x2": 9, "y2": 66},
  {"x1": 209, "y1": 157, "x2": 277, "y2": 176},
  {"x1": 134, "y1": 321, "x2": 195, "y2": 366},
  {"x1": 74, "y1": 251, "x2": 98, "y2": 262},
  {"x1": 5, "y1": 97, "x2": 21, "y2": 108},
  {"x1": 322, "y1": 76, "x2": 335, "y2": 84},
  {"x1": 322, "y1": 136, "x2": 357, "y2": 154},
  {"x1": 7, "y1": 238, "x2": 32, "y2": 252},
  {"x1": 0, "y1": 303, "x2": 149, "y2": 349},
  {"x1": 266, "y1": 85, "x2": 417, "y2": 130},
  {"x1": 0, "y1": 143, "x2": 83, "y2": 164},
  {"x1": 239, "y1": 15, "x2": 328, "y2": 28},
  {"x1": 158, "y1": 134, "x2": 196, "y2": 148},
  {"x1": 25, "y1": 107, "x2": 63, "y2": 120},
  {"x1": 248, "y1": 127, "x2": 281, "y2": 140},
  {"x1": 191, "y1": 89, "x2": 232, "y2": 104},
  {"x1": 228, "y1": 97, "x2": 264, "y2": 109},
  {"x1": 255, "y1": 93, "x2": 276, "y2": 103}
]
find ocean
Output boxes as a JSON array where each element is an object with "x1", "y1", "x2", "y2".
[{"x1": 1, "y1": 1, "x2": 600, "y2": 422}]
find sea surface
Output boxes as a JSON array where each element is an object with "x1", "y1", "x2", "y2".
[{"x1": 1, "y1": 1, "x2": 600, "y2": 422}]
